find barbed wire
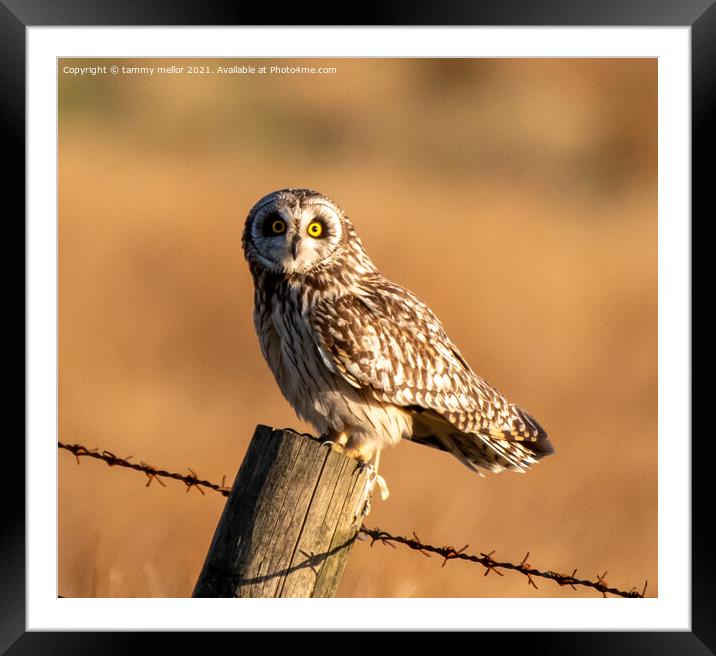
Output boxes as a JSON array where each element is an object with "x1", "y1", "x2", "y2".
[
  {"x1": 59, "y1": 442, "x2": 232, "y2": 495},
  {"x1": 58, "y1": 441, "x2": 647, "y2": 598},
  {"x1": 358, "y1": 527, "x2": 646, "y2": 598}
]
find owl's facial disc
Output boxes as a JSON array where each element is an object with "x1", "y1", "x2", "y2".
[{"x1": 248, "y1": 196, "x2": 343, "y2": 274}]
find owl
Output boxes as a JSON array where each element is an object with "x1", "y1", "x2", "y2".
[{"x1": 242, "y1": 189, "x2": 553, "y2": 495}]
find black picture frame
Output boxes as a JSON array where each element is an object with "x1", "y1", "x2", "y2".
[{"x1": 8, "y1": 1, "x2": 704, "y2": 653}]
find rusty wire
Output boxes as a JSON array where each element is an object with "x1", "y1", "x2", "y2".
[
  {"x1": 358, "y1": 527, "x2": 646, "y2": 598},
  {"x1": 59, "y1": 442, "x2": 232, "y2": 496},
  {"x1": 59, "y1": 441, "x2": 647, "y2": 598}
]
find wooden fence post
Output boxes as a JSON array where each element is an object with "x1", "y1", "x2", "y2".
[{"x1": 192, "y1": 425, "x2": 371, "y2": 598}]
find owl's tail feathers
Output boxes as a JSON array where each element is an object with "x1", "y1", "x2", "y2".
[
  {"x1": 515, "y1": 408, "x2": 555, "y2": 459},
  {"x1": 410, "y1": 410, "x2": 552, "y2": 476}
]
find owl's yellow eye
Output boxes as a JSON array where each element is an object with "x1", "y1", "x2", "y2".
[
  {"x1": 307, "y1": 221, "x2": 323, "y2": 238},
  {"x1": 271, "y1": 219, "x2": 286, "y2": 235}
]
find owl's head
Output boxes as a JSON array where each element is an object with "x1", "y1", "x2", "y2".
[{"x1": 243, "y1": 189, "x2": 357, "y2": 276}]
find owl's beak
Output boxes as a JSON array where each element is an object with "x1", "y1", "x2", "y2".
[{"x1": 289, "y1": 234, "x2": 300, "y2": 259}]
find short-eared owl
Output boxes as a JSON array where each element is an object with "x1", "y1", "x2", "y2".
[{"x1": 242, "y1": 189, "x2": 553, "y2": 487}]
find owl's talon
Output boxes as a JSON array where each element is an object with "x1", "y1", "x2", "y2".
[
  {"x1": 355, "y1": 460, "x2": 374, "y2": 479},
  {"x1": 320, "y1": 440, "x2": 344, "y2": 453}
]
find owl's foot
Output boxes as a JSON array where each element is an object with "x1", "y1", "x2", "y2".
[
  {"x1": 319, "y1": 440, "x2": 344, "y2": 453},
  {"x1": 323, "y1": 435, "x2": 390, "y2": 502},
  {"x1": 318, "y1": 431, "x2": 348, "y2": 453}
]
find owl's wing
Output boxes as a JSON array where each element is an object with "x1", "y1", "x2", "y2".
[{"x1": 309, "y1": 280, "x2": 552, "y2": 473}]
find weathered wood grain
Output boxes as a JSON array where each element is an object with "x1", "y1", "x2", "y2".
[{"x1": 192, "y1": 425, "x2": 371, "y2": 598}]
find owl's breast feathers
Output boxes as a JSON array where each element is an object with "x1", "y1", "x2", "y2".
[{"x1": 307, "y1": 277, "x2": 554, "y2": 474}]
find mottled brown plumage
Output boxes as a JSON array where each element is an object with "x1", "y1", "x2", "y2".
[{"x1": 242, "y1": 189, "x2": 553, "y2": 480}]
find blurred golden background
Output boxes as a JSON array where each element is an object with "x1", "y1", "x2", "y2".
[{"x1": 59, "y1": 58, "x2": 657, "y2": 598}]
